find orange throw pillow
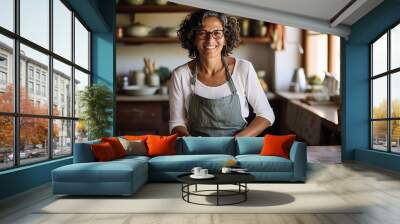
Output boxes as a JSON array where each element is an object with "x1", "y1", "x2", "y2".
[
  {"x1": 124, "y1": 135, "x2": 148, "y2": 141},
  {"x1": 91, "y1": 142, "x2": 117, "y2": 161},
  {"x1": 146, "y1": 134, "x2": 177, "y2": 157},
  {"x1": 260, "y1": 134, "x2": 296, "y2": 159},
  {"x1": 101, "y1": 137, "x2": 127, "y2": 158}
]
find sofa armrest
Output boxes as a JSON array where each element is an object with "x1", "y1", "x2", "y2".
[
  {"x1": 73, "y1": 140, "x2": 100, "y2": 163},
  {"x1": 289, "y1": 141, "x2": 307, "y2": 181}
]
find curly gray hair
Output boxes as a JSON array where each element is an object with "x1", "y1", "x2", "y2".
[{"x1": 177, "y1": 10, "x2": 241, "y2": 58}]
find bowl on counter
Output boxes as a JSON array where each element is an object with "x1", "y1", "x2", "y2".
[
  {"x1": 125, "y1": 0, "x2": 144, "y2": 5},
  {"x1": 125, "y1": 23, "x2": 152, "y2": 37},
  {"x1": 123, "y1": 85, "x2": 158, "y2": 96}
]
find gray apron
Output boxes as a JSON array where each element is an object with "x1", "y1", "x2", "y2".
[{"x1": 187, "y1": 57, "x2": 247, "y2": 136}]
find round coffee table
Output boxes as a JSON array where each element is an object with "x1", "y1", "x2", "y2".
[{"x1": 177, "y1": 173, "x2": 255, "y2": 206}]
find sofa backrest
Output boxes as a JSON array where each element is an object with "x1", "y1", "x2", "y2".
[
  {"x1": 177, "y1": 137, "x2": 236, "y2": 155},
  {"x1": 235, "y1": 137, "x2": 263, "y2": 155},
  {"x1": 74, "y1": 136, "x2": 267, "y2": 162},
  {"x1": 73, "y1": 139, "x2": 100, "y2": 163}
]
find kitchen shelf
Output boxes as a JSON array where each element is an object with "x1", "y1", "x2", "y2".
[
  {"x1": 117, "y1": 37, "x2": 178, "y2": 44},
  {"x1": 117, "y1": 4, "x2": 197, "y2": 13},
  {"x1": 241, "y1": 37, "x2": 272, "y2": 44},
  {"x1": 117, "y1": 36, "x2": 271, "y2": 45}
]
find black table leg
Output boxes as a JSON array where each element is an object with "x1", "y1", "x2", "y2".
[
  {"x1": 217, "y1": 184, "x2": 219, "y2": 206},
  {"x1": 245, "y1": 183, "x2": 247, "y2": 201},
  {"x1": 187, "y1": 184, "x2": 190, "y2": 202}
]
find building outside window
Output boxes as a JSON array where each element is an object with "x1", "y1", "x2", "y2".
[
  {"x1": 0, "y1": 0, "x2": 91, "y2": 170},
  {"x1": 35, "y1": 70, "x2": 40, "y2": 81},
  {"x1": 28, "y1": 66, "x2": 34, "y2": 80},
  {"x1": 42, "y1": 85, "x2": 46, "y2": 97},
  {"x1": 0, "y1": 54, "x2": 7, "y2": 67},
  {"x1": 371, "y1": 23, "x2": 400, "y2": 154},
  {"x1": 0, "y1": 54, "x2": 7, "y2": 89},
  {"x1": 28, "y1": 81, "x2": 34, "y2": 94},
  {"x1": 0, "y1": 71, "x2": 7, "y2": 86},
  {"x1": 41, "y1": 73, "x2": 46, "y2": 83}
]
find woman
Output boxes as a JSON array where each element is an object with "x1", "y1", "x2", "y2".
[{"x1": 169, "y1": 10, "x2": 275, "y2": 137}]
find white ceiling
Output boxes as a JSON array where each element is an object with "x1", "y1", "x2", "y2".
[
  {"x1": 169, "y1": 0, "x2": 384, "y2": 38},
  {"x1": 228, "y1": 0, "x2": 352, "y2": 23}
]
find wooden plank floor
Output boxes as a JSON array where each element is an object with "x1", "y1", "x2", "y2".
[{"x1": 1, "y1": 146, "x2": 400, "y2": 224}]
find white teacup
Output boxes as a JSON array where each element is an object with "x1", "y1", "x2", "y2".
[
  {"x1": 191, "y1": 167, "x2": 202, "y2": 176},
  {"x1": 221, "y1": 167, "x2": 232, "y2": 174},
  {"x1": 199, "y1": 169, "x2": 208, "y2": 176}
]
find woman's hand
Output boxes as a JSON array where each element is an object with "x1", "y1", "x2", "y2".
[
  {"x1": 234, "y1": 116, "x2": 271, "y2": 137},
  {"x1": 171, "y1": 126, "x2": 190, "y2": 137}
]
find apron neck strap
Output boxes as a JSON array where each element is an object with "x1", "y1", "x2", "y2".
[{"x1": 190, "y1": 56, "x2": 237, "y2": 94}]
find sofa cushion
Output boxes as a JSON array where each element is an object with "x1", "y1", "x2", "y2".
[
  {"x1": 235, "y1": 137, "x2": 263, "y2": 155},
  {"x1": 101, "y1": 137, "x2": 127, "y2": 158},
  {"x1": 91, "y1": 142, "x2": 118, "y2": 161},
  {"x1": 148, "y1": 154, "x2": 235, "y2": 172},
  {"x1": 179, "y1": 137, "x2": 235, "y2": 155},
  {"x1": 52, "y1": 158, "x2": 147, "y2": 183},
  {"x1": 147, "y1": 134, "x2": 177, "y2": 157},
  {"x1": 260, "y1": 134, "x2": 296, "y2": 159},
  {"x1": 118, "y1": 137, "x2": 147, "y2": 156},
  {"x1": 115, "y1": 155, "x2": 150, "y2": 164},
  {"x1": 236, "y1": 155, "x2": 293, "y2": 172}
]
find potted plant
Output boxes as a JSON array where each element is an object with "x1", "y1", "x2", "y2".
[{"x1": 79, "y1": 84, "x2": 113, "y2": 140}]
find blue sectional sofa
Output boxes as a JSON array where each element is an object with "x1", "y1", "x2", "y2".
[{"x1": 52, "y1": 137, "x2": 307, "y2": 196}]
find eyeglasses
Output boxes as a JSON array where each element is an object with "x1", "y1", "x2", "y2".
[{"x1": 196, "y1": 29, "x2": 224, "y2": 40}]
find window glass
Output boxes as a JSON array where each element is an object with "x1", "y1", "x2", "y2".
[
  {"x1": 75, "y1": 120, "x2": 88, "y2": 143},
  {"x1": 53, "y1": 119, "x2": 72, "y2": 158},
  {"x1": 391, "y1": 24, "x2": 400, "y2": 70},
  {"x1": 74, "y1": 18, "x2": 89, "y2": 70},
  {"x1": 0, "y1": 35, "x2": 14, "y2": 113},
  {"x1": 372, "y1": 76, "x2": 387, "y2": 119},
  {"x1": 372, "y1": 34, "x2": 387, "y2": 76},
  {"x1": 372, "y1": 121, "x2": 388, "y2": 151},
  {"x1": 0, "y1": 116, "x2": 13, "y2": 170},
  {"x1": 53, "y1": 59, "x2": 72, "y2": 117},
  {"x1": 74, "y1": 69, "x2": 89, "y2": 118},
  {"x1": 19, "y1": 117, "x2": 49, "y2": 165},
  {"x1": 391, "y1": 72, "x2": 400, "y2": 118},
  {"x1": 53, "y1": 0, "x2": 72, "y2": 60},
  {"x1": 1, "y1": 0, "x2": 92, "y2": 169},
  {"x1": 391, "y1": 120, "x2": 400, "y2": 153},
  {"x1": 20, "y1": 44, "x2": 49, "y2": 115},
  {"x1": 20, "y1": 0, "x2": 49, "y2": 49},
  {"x1": 0, "y1": 0, "x2": 14, "y2": 31}
]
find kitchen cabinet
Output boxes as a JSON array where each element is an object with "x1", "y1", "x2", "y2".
[{"x1": 116, "y1": 95, "x2": 170, "y2": 135}]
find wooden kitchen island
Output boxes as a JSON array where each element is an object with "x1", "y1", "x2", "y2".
[
  {"x1": 275, "y1": 91, "x2": 341, "y2": 145},
  {"x1": 116, "y1": 93, "x2": 279, "y2": 136},
  {"x1": 116, "y1": 95, "x2": 170, "y2": 135}
]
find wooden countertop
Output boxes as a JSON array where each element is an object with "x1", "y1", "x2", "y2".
[
  {"x1": 275, "y1": 91, "x2": 339, "y2": 126},
  {"x1": 117, "y1": 95, "x2": 169, "y2": 102},
  {"x1": 117, "y1": 92, "x2": 277, "y2": 102}
]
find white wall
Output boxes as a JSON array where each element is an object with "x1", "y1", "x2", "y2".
[{"x1": 273, "y1": 26, "x2": 302, "y2": 91}]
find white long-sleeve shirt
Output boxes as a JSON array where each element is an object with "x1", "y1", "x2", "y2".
[{"x1": 169, "y1": 57, "x2": 275, "y2": 133}]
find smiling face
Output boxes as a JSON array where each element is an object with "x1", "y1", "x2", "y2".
[{"x1": 195, "y1": 16, "x2": 225, "y2": 59}]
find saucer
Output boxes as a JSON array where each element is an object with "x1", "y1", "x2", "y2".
[{"x1": 190, "y1": 174, "x2": 215, "y2": 179}]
